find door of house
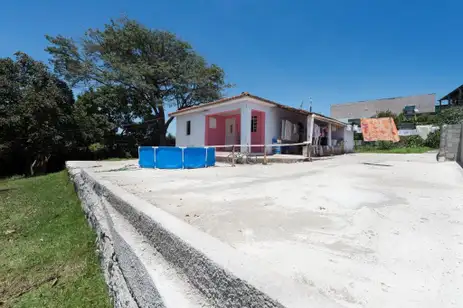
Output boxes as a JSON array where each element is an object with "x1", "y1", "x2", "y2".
[
  {"x1": 225, "y1": 117, "x2": 236, "y2": 148},
  {"x1": 251, "y1": 111, "x2": 265, "y2": 153}
]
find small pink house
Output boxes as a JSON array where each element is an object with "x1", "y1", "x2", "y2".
[{"x1": 169, "y1": 92, "x2": 353, "y2": 154}]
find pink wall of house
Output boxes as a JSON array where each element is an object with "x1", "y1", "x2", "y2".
[
  {"x1": 205, "y1": 109, "x2": 265, "y2": 152},
  {"x1": 205, "y1": 115, "x2": 225, "y2": 146},
  {"x1": 205, "y1": 112, "x2": 241, "y2": 146}
]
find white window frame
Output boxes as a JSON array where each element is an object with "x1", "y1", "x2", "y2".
[{"x1": 209, "y1": 117, "x2": 216, "y2": 129}]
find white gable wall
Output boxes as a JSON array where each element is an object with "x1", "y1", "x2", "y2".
[{"x1": 176, "y1": 112, "x2": 206, "y2": 147}]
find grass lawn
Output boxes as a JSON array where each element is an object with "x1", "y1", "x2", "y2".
[
  {"x1": 355, "y1": 146, "x2": 433, "y2": 154},
  {"x1": 0, "y1": 171, "x2": 111, "y2": 308}
]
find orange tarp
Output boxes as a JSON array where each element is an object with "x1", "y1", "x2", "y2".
[{"x1": 361, "y1": 117, "x2": 400, "y2": 142}]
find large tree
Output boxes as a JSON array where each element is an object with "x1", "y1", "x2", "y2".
[
  {"x1": 46, "y1": 18, "x2": 230, "y2": 144},
  {"x1": 0, "y1": 52, "x2": 75, "y2": 175},
  {"x1": 73, "y1": 86, "x2": 134, "y2": 146}
]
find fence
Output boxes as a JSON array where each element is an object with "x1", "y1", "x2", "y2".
[
  {"x1": 139, "y1": 140, "x2": 350, "y2": 169},
  {"x1": 209, "y1": 140, "x2": 351, "y2": 166}
]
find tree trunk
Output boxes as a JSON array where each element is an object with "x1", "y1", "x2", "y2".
[
  {"x1": 29, "y1": 154, "x2": 51, "y2": 176},
  {"x1": 30, "y1": 159, "x2": 37, "y2": 176},
  {"x1": 156, "y1": 106, "x2": 175, "y2": 146},
  {"x1": 159, "y1": 127, "x2": 167, "y2": 146}
]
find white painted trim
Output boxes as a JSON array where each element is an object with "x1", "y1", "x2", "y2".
[
  {"x1": 171, "y1": 97, "x2": 276, "y2": 117},
  {"x1": 314, "y1": 114, "x2": 346, "y2": 127}
]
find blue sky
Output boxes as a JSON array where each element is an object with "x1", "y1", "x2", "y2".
[{"x1": 1, "y1": 0, "x2": 462, "y2": 134}]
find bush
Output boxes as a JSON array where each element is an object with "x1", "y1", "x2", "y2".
[
  {"x1": 377, "y1": 141, "x2": 394, "y2": 150},
  {"x1": 434, "y1": 106, "x2": 463, "y2": 125},
  {"x1": 88, "y1": 143, "x2": 105, "y2": 153},
  {"x1": 400, "y1": 135, "x2": 424, "y2": 148},
  {"x1": 424, "y1": 130, "x2": 440, "y2": 148}
]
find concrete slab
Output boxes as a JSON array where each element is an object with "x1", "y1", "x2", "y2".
[{"x1": 77, "y1": 154, "x2": 463, "y2": 308}]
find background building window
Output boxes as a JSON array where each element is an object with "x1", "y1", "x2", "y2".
[
  {"x1": 251, "y1": 116, "x2": 258, "y2": 132},
  {"x1": 186, "y1": 120, "x2": 191, "y2": 135}
]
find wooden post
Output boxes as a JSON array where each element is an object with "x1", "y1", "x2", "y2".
[
  {"x1": 306, "y1": 143, "x2": 312, "y2": 161},
  {"x1": 231, "y1": 145, "x2": 235, "y2": 167},
  {"x1": 263, "y1": 145, "x2": 268, "y2": 165}
]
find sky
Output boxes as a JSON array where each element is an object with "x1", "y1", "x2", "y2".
[{"x1": 1, "y1": 0, "x2": 462, "y2": 135}]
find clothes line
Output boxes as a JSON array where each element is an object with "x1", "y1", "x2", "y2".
[{"x1": 203, "y1": 141, "x2": 311, "y2": 148}]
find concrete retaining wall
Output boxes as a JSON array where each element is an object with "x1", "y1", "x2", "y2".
[
  {"x1": 68, "y1": 164, "x2": 340, "y2": 308},
  {"x1": 69, "y1": 167, "x2": 140, "y2": 308},
  {"x1": 459, "y1": 125, "x2": 463, "y2": 165},
  {"x1": 439, "y1": 124, "x2": 463, "y2": 162}
]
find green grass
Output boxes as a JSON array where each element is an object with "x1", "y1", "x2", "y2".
[
  {"x1": 0, "y1": 171, "x2": 111, "y2": 308},
  {"x1": 355, "y1": 146, "x2": 432, "y2": 154}
]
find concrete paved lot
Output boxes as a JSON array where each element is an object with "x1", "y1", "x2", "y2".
[{"x1": 85, "y1": 153, "x2": 463, "y2": 308}]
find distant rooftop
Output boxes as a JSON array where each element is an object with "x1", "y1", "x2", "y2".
[
  {"x1": 330, "y1": 93, "x2": 436, "y2": 119},
  {"x1": 331, "y1": 93, "x2": 436, "y2": 107},
  {"x1": 439, "y1": 85, "x2": 463, "y2": 101}
]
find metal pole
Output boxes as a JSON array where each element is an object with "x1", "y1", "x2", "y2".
[{"x1": 232, "y1": 145, "x2": 235, "y2": 167}]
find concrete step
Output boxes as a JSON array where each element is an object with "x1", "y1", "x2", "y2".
[{"x1": 105, "y1": 200, "x2": 213, "y2": 308}]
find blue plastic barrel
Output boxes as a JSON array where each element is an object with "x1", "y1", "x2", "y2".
[{"x1": 272, "y1": 137, "x2": 281, "y2": 154}]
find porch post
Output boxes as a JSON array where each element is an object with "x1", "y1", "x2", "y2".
[
  {"x1": 305, "y1": 114, "x2": 315, "y2": 158},
  {"x1": 328, "y1": 123, "x2": 332, "y2": 147},
  {"x1": 307, "y1": 114, "x2": 315, "y2": 143},
  {"x1": 240, "y1": 105, "x2": 251, "y2": 152}
]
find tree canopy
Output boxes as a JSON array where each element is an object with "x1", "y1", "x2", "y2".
[
  {"x1": 0, "y1": 52, "x2": 75, "y2": 175},
  {"x1": 0, "y1": 18, "x2": 231, "y2": 176},
  {"x1": 434, "y1": 106, "x2": 463, "y2": 125},
  {"x1": 46, "y1": 18, "x2": 231, "y2": 144}
]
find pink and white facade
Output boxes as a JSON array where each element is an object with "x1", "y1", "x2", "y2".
[{"x1": 170, "y1": 92, "x2": 353, "y2": 154}]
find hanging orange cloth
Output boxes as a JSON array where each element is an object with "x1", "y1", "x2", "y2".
[{"x1": 361, "y1": 117, "x2": 400, "y2": 142}]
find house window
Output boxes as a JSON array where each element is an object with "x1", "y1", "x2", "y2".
[
  {"x1": 229, "y1": 124, "x2": 233, "y2": 134},
  {"x1": 209, "y1": 117, "x2": 216, "y2": 129},
  {"x1": 186, "y1": 120, "x2": 191, "y2": 135},
  {"x1": 251, "y1": 116, "x2": 258, "y2": 132}
]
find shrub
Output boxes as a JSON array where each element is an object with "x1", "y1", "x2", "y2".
[
  {"x1": 424, "y1": 130, "x2": 440, "y2": 148},
  {"x1": 88, "y1": 143, "x2": 105, "y2": 153},
  {"x1": 354, "y1": 132, "x2": 363, "y2": 140},
  {"x1": 400, "y1": 135, "x2": 424, "y2": 148},
  {"x1": 377, "y1": 141, "x2": 394, "y2": 150},
  {"x1": 434, "y1": 106, "x2": 463, "y2": 125}
]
